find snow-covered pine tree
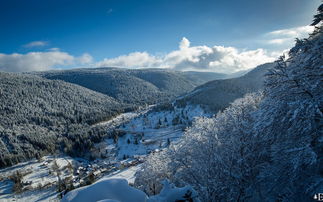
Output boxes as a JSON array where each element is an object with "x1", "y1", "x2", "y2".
[
  {"x1": 311, "y1": 3, "x2": 323, "y2": 26},
  {"x1": 255, "y1": 5, "x2": 323, "y2": 200}
]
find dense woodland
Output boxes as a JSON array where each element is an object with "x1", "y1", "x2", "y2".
[
  {"x1": 175, "y1": 62, "x2": 274, "y2": 113},
  {"x1": 135, "y1": 9, "x2": 322, "y2": 201},
  {"x1": 35, "y1": 68, "x2": 226, "y2": 105},
  {"x1": 0, "y1": 73, "x2": 126, "y2": 168}
]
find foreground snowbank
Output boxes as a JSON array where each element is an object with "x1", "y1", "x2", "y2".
[
  {"x1": 147, "y1": 180, "x2": 200, "y2": 202},
  {"x1": 61, "y1": 178, "x2": 147, "y2": 202},
  {"x1": 62, "y1": 178, "x2": 200, "y2": 202}
]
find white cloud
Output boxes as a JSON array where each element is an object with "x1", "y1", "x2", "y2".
[
  {"x1": 23, "y1": 41, "x2": 48, "y2": 48},
  {"x1": 179, "y1": 37, "x2": 190, "y2": 49},
  {"x1": 97, "y1": 37, "x2": 276, "y2": 73},
  {"x1": 0, "y1": 50, "x2": 93, "y2": 72},
  {"x1": 207, "y1": 47, "x2": 274, "y2": 73},
  {"x1": 267, "y1": 25, "x2": 314, "y2": 38},
  {"x1": 78, "y1": 53, "x2": 93, "y2": 64},
  {"x1": 2, "y1": 35, "x2": 292, "y2": 73},
  {"x1": 265, "y1": 25, "x2": 314, "y2": 45},
  {"x1": 267, "y1": 38, "x2": 290, "y2": 45},
  {"x1": 96, "y1": 52, "x2": 162, "y2": 68},
  {"x1": 48, "y1": 47, "x2": 60, "y2": 52}
]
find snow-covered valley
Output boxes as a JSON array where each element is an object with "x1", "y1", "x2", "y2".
[{"x1": 0, "y1": 104, "x2": 208, "y2": 202}]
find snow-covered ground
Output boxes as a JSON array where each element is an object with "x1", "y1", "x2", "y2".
[
  {"x1": 106, "y1": 104, "x2": 208, "y2": 160},
  {"x1": 0, "y1": 156, "x2": 75, "y2": 188},
  {"x1": 94, "y1": 105, "x2": 154, "y2": 128},
  {"x1": 0, "y1": 159, "x2": 141, "y2": 202},
  {"x1": 103, "y1": 164, "x2": 141, "y2": 184},
  {"x1": 0, "y1": 156, "x2": 76, "y2": 202},
  {"x1": 0, "y1": 187, "x2": 59, "y2": 202},
  {"x1": 61, "y1": 178, "x2": 200, "y2": 202},
  {"x1": 0, "y1": 104, "x2": 208, "y2": 202},
  {"x1": 61, "y1": 178, "x2": 147, "y2": 202}
]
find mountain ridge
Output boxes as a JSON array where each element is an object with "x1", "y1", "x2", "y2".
[
  {"x1": 33, "y1": 68, "x2": 228, "y2": 105},
  {"x1": 174, "y1": 62, "x2": 274, "y2": 112}
]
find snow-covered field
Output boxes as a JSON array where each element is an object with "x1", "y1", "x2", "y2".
[
  {"x1": 0, "y1": 156, "x2": 76, "y2": 202},
  {"x1": 0, "y1": 186, "x2": 59, "y2": 202},
  {"x1": 0, "y1": 104, "x2": 208, "y2": 202},
  {"x1": 110, "y1": 104, "x2": 208, "y2": 159},
  {"x1": 103, "y1": 164, "x2": 141, "y2": 184}
]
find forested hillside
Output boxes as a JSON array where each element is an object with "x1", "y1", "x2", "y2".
[
  {"x1": 35, "y1": 68, "x2": 226, "y2": 105},
  {"x1": 175, "y1": 62, "x2": 274, "y2": 112},
  {"x1": 135, "y1": 9, "x2": 323, "y2": 201},
  {"x1": 0, "y1": 73, "x2": 126, "y2": 168},
  {"x1": 0, "y1": 67, "x2": 228, "y2": 169}
]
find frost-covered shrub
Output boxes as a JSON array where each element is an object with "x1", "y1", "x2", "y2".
[
  {"x1": 135, "y1": 151, "x2": 174, "y2": 195},
  {"x1": 136, "y1": 93, "x2": 264, "y2": 201}
]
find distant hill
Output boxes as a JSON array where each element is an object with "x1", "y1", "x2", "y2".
[
  {"x1": 175, "y1": 63, "x2": 274, "y2": 112},
  {"x1": 180, "y1": 71, "x2": 227, "y2": 85},
  {"x1": 0, "y1": 72, "x2": 126, "y2": 168},
  {"x1": 225, "y1": 69, "x2": 250, "y2": 78},
  {"x1": 35, "y1": 68, "x2": 227, "y2": 105}
]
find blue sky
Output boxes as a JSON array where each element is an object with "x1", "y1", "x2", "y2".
[{"x1": 0, "y1": 0, "x2": 319, "y2": 73}]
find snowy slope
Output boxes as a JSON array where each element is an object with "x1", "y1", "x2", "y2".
[
  {"x1": 103, "y1": 165, "x2": 141, "y2": 184},
  {"x1": 102, "y1": 104, "x2": 209, "y2": 160},
  {"x1": 62, "y1": 178, "x2": 200, "y2": 202},
  {"x1": 62, "y1": 178, "x2": 147, "y2": 202}
]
